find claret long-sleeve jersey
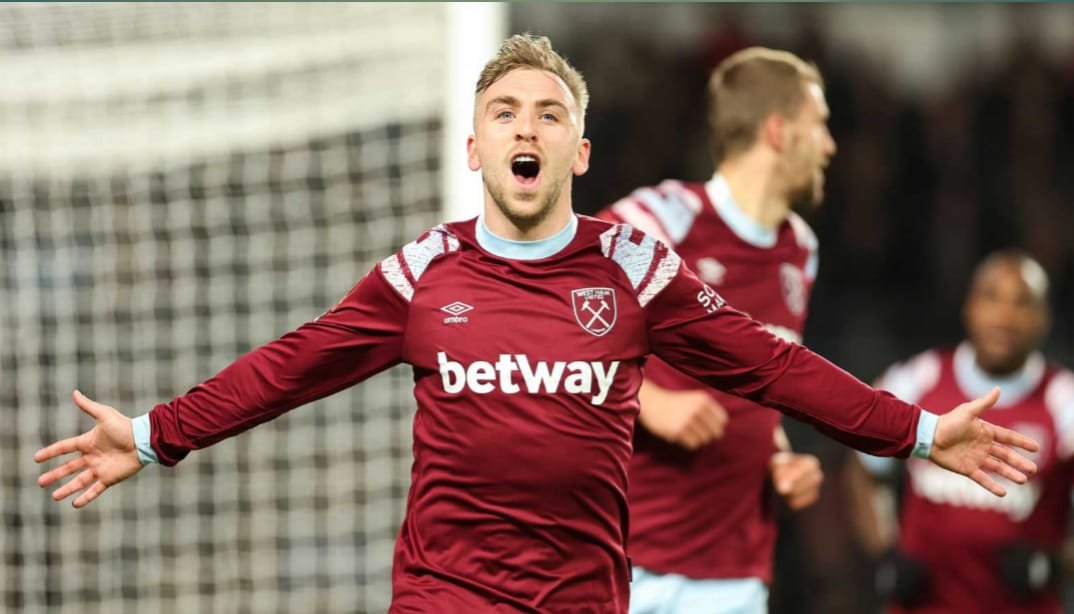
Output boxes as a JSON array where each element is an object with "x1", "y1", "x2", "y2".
[
  {"x1": 862, "y1": 344, "x2": 1074, "y2": 614},
  {"x1": 139, "y1": 214, "x2": 930, "y2": 613},
  {"x1": 597, "y1": 175, "x2": 819, "y2": 583}
]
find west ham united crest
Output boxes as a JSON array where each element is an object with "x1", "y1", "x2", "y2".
[{"x1": 571, "y1": 287, "x2": 617, "y2": 336}]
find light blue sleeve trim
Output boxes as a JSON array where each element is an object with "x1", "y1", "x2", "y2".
[
  {"x1": 911, "y1": 410, "x2": 938, "y2": 459},
  {"x1": 856, "y1": 451, "x2": 898, "y2": 478},
  {"x1": 131, "y1": 413, "x2": 159, "y2": 465}
]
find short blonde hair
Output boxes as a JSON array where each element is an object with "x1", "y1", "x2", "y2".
[
  {"x1": 708, "y1": 47, "x2": 823, "y2": 164},
  {"x1": 476, "y1": 33, "x2": 589, "y2": 118}
]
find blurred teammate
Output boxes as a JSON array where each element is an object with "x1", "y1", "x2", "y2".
[
  {"x1": 597, "y1": 47, "x2": 834, "y2": 613},
  {"x1": 849, "y1": 250, "x2": 1073, "y2": 613},
  {"x1": 36, "y1": 35, "x2": 1036, "y2": 613}
]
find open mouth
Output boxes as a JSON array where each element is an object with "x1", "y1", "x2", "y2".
[{"x1": 511, "y1": 154, "x2": 541, "y2": 186}]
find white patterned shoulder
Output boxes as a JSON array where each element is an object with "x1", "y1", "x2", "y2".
[{"x1": 379, "y1": 224, "x2": 461, "y2": 301}]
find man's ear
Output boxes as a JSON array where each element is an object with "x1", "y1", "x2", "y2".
[
  {"x1": 762, "y1": 114, "x2": 786, "y2": 153},
  {"x1": 573, "y1": 138, "x2": 591, "y2": 176},
  {"x1": 467, "y1": 135, "x2": 481, "y2": 171}
]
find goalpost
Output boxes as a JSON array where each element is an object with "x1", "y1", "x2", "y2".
[{"x1": 0, "y1": 4, "x2": 503, "y2": 612}]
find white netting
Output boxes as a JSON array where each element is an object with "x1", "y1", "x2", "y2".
[{"x1": 0, "y1": 4, "x2": 468, "y2": 612}]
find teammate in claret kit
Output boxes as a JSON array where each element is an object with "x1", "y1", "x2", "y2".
[
  {"x1": 37, "y1": 34, "x2": 1039, "y2": 613},
  {"x1": 848, "y1": 250, "x2": 1074, "y2": 614},
  {"x1": 597, "y1": 47, "x2": 834, "y2": 612}
]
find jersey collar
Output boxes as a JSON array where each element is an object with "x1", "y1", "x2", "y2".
[
  {"x1": 704, "y1": 173, "x2": 778, "y2": 249},
  {"x1": 953, "y1": 341, "x2": 1044, "y2": 408},
  {"x1": 475, "y1": 214, "x2": 578, "y2": 260}
]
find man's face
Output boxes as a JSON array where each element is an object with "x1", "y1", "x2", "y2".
[
  {"x1": 781, "y1": 81, "x2": 836, "y2": 210},
  {"x1": 964, "y1": 261, "x2": 1049, "y2": 374},
  {"x1": 467, "y1": 68, "x2": 590, "y2": 232}
]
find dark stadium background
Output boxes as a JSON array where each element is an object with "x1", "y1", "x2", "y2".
[{"x1": 514, "y1": 4, "x2": 1074, "y2": 612}]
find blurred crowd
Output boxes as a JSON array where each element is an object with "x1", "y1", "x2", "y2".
[{"x1": 515, "y1": 5, "x2": 1074, "y2": 612}]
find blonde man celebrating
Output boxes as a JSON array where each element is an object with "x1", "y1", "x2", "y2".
[{"x1": 39, "y1": 35, "x2": 1037, "y2": 613}]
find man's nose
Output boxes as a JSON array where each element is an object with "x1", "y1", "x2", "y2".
[{"x1": 515, "y1": 114, "x2": 537, "y2": 142}]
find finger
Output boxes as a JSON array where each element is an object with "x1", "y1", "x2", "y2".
[
  {"x1": 981, "y1": 456, "x2": 1027, "y2": 485},
  {"x1": 769, "y1": 452, "x2": 793, "y2": 492},
  {"x1": 781, "y1": 465, "x2": 822, "y2": 508},
  {"x1": 51, "y1": 468, "x2": 96, "y2": 502},
  {"x1": 681, "y1": 434, "x2": 704, "y2": 450},
  {"x1": 713, "y1": 404, "x2": 728, "y2": 429},
  {"x1": 772, "y1": 465, "x2": 802, "y2": 494},
  {"x1": 34, "y1": 435, "x2": 83, "y2": 463},
  {"x1": 73, "y1": 480, "x2": 108, "y2": 509},
  {"x1": 961, "y1": 387, "x2": 1001, "y2": 419},
  {"x1": 788, "y1": 488, "x2": 821, "y2": 511},
  {"x1": 787, "y1": 465, "x2": 824, "y2": 497},
  {"x1": 685, "y1": 419, "x2": 718, "y2": 447},
  {"x1": 787, "y1": 456, "x2": 821, "y2": 480},
  {"x1": 676, "y1": 425, "x2": 702, "y2": 450},
  {"x1": 769, "y1": 451, "x2": 792, "y2": 464},
  {"x1": 798, "y1": 462, "x2": 824, "y2": 491},
  {"x1": 969, "y1": 468, "x2": 1007, "y2": 497},
  {"x1": 694, "y1": 412, "x2": 724, "y2": 442},
  {"x1": 697, "y1": 405, "x2": 728, "y2": 439},
  {"x1": 775, "y1": 456, "x2": 820, "y2": 488},
  {"x1": 73, "y1": 390, "x2": 107, "y2": 421},
  {"x1": 707, "y1": 400, "x2": 728, "y2": 427},
  {"x1": 990, "y1": 424, "x2": 1041, "y2": 455},
  {"x1": 38, "y1": 456, "x2": 87, "y2": 488},
  {"x1": 989, "y1": 441, "x2": 1038, "y2": 475}
]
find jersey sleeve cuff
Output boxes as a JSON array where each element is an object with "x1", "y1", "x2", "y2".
[
  {"x1": 911, "y1": 409, "x2": 938, "y2": 460},
  {"x1": 856, "y1": 451, "x2": 898, "y2": 477},
  {"x1": 131, "y1": 413, "x2": 159, "y2": 465}
]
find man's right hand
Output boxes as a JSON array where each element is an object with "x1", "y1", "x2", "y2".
[
  {"x1": 35, "y1": 390, "x2": 144, "y2": 508},
  {"x1": 637, "y1": 380, "x2": 728, "y2": 450}
]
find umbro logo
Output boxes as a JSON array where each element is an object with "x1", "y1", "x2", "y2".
[
  {"x1": 441, "y1": 301, "x2": 473, "y2": 316},
  {"x1": 441, "y1": 301, "x2": 473, "y2": 324}
]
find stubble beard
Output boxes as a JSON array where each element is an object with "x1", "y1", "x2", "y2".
[
  {"x1": 485, "y1": 172, "x2": 568, "y2": 233},
  {"x1": 789, "y1": 170, "x2": 825, "y2": 213}
]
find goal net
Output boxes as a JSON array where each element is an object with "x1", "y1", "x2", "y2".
[{"x1": 0, "y1": 4, "x2": 499, "y2": 612}]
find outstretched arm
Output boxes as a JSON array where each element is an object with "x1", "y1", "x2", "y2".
[
  {"x1": 645, "y1": 263, "x2": 1038, "y2": 495},
  {"x1": 146, "y1": 268, "x2": 407, "y2": 466},
  {"x1": 36, "y1": 266, "x2": 409, "y2": 507}
]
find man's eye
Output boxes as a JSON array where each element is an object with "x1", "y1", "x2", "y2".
[
  {"x1": 497, "y1": 110, "x2": 514, "y2": 120},
  {"x1": 541, "y1": 113, "x2": 559, "y2": 122}
]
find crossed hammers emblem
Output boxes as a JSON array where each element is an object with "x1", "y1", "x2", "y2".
[{"x1": 581, "y1": 298, "x2": 612, "y2": 330}]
